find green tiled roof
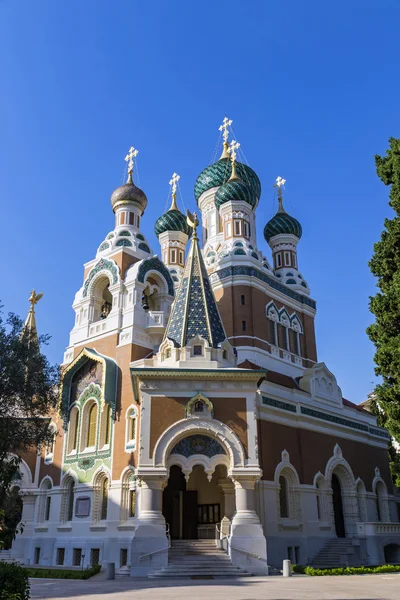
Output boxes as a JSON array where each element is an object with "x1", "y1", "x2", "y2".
[
  {"x1": 264, "y1": 211, "x2": 302, "y2": 242},
  {"x1": 154, "y1": 208, "x2": 192, "y2": 237},
  {"x1": 164, "y1": 233, "x2": 226, "y2": 348},
  {"x1": 215, "y1": 177, "x2": 257, "y2": 209},
  {"x1": 194, "y1": 157, "x2": 261, "y2": 203}
]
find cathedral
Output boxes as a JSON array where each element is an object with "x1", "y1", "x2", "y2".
[{"x1": 8, "y1": 119, "x2": 400, "y2": 576}]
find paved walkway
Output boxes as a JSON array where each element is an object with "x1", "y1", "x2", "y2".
[{"x1": 29, "y1": 572, "x2": 400, "y2": 600}]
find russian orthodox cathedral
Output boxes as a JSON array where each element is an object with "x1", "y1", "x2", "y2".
[{"x1": 8, "y1": 118, "x2": 400, "y2": 575}]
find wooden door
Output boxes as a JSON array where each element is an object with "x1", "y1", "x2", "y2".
[{"x1": 183, "y1": 490, "x2": 198, "y2": 539}]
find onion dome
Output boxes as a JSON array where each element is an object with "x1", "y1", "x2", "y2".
[
  {"x1": 215, "y1": 175, "x2": 257, "y2": 210},
  {"x1": 264, "y1": 199, "x2": 302, "y2": 243},
  {"x1": 154, "y1": 195, "x2": 192, "y2": 237},
  {"x1": 111, "y1": 171, "x2": 148, "y2": 213},
  {"x1": 194, "y1": 156, "x2": 261, "y2": 204}
]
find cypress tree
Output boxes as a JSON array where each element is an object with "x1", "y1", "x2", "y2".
[{"x1": 367, "y1": 138, "x2": 400, "y2": 468}]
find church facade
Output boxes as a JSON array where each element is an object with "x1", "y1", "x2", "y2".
[{"x1": 9, "y1": 121, "x2": 400, "y2": 575}]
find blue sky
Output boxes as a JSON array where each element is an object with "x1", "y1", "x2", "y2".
[{"x1": 0, "y1": 0, "x2": 399, "y2": 403}]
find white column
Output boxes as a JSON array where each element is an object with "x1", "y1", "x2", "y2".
[
  {"x1": 229, "y1": 472, "x2": 268, "y2": 574},
  {"x1": 130, "y1": 469, "x2": 168, "y2": 577},
  {"x1": 219, "y1": 479, "x2": 235, "y2": 536}
]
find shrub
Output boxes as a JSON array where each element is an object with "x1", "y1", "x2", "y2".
[
  {"x1": 24, "y1": 564, "x2": 101, "y2": 580},
  {"x1": 292, "y1": 564, "x2": 400, "y2": 576},
  {"x1": 0, "y1": 562, "x2": 30, "y2": 600}
]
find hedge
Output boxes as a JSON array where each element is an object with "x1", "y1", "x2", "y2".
[
  {"x1": 24, "y1": 564, "x2": 101, "y2": 580},
  {"x1": 0, "y1": 562, "x2": 30, "y2": 600},
  {"x1": 292, "y1": 564, "x2": 400, "y2": 576}
]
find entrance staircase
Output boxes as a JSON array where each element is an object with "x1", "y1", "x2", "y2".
[
  {"x1": 149, "y1": 539, "x2": 253, "y2": 578},
  {"x1": 310, "y1": 538, "x2": 362, "y2": 568}
]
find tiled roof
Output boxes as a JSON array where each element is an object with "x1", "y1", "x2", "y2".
[{"x1": 164, "y1": 233, "x2": 226, "y2": 348}]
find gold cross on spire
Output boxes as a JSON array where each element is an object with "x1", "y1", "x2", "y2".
[
  {"x1": 168, "y1": 172, "x2": 180, "y2": 211},
  {"x1": 219, "y1": 116, "x2": 233, "y2": 159},
  {"x1": 274, "y1": 176, "x2": 286, "y2": 211},
  {"x1": 228, "y1": 139, "x2": 240, "y2": 180},
  {"x1": 125, "y1": 146, "x2": 139, "y2": 182}
]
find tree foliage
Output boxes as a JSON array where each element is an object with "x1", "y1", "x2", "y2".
[
  {"x1": 367, "y1": 138, "x2": 400, "y2": 447},
  {"x1": 0, "y1": 308, "x2": 59, "y2": 547}
]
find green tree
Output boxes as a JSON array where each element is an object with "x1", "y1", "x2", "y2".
[
  {"x1": 0, "y1": 308, "x2": 59, "y2": 548},
  {"x1": 367, "y1": 138, "x2": 400, "y2": 455}
]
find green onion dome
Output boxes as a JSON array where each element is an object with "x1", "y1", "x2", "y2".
[
  {"x1": 215, "y1": 176, "x2": 257, "y2": 210},
  {"x1": 194, "y1": 157, "x2": 261, "y2": 204},
  {"x1": 264, "y1": 202, "x2": 302, "y2": 243},
  {"x1": 111, "y1": 172, "x2": 148, "y2": 213},
  {"x1": 154, "y1": 197, "x2": 192, "y2": 237}
]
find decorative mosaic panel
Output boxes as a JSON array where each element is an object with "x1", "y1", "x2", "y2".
[
  {"x1": 83, "y1": 258, "x2": 118, "y2": 297},
  {"x1": 98, "y1": 242, "x2": 109, "y2": 252},
  {"x1": 300, "y1": 406, "x2": 389, "y2": 438},
  {"x1": 116, "y1": 239, "x2": 133, "y2": 247},
  {"x1": 171, "y1": 435, "x2": 226, "y2": 457},
  {"x1": 262, "y1": 396, "x2": 297, "y2": 413},
  {"x1": 138, "y1": 242, "x2": 150, "y2": 253},
  {"x1": 213, "y1": 265, "x2": 316, "y2": 309},
  {"x1": 70, "y1": 361, "x2": 103, "y2": 406},
  {"x1": 137, "y1": 256, "x2": 175, "y2": 296}
]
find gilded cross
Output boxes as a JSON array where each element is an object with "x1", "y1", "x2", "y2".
[
  {"x1": 274, "y1": 176, "x2": 286, "y2": 200},
  {"x1": 219, "y1": 116, "x2": 233, "y2": 144},
  {"x1": 125, "y1": 146, "x2": 139, "y2": 173},
  {"x1": 228, "y1": 139, "x2": 240, "y2": 164},
  {"x1": 169, "y1": 172, "x2": 180, "y2": 196}
]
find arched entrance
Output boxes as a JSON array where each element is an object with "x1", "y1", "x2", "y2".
[
  {"x1": 163, "y1": 464, "x2": 226, "y2": 540},
  {"x1": 332, "y1": 473, "x2": 346, "y2": 538}
]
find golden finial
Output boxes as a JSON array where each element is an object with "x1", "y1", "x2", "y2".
[
  {"x1": 219, "y1": 116, "x2": 232, "y2": 159},
  {"x1": 168, "y1": 172, "x2": 180, "y2": 211},
  {"x1": 187, "y1": 209, "x2": 199, "y2": 240},
  {"x1": 228, "y1": 139, "x2": 240, "y2": 180},
  {"x1": 29, "y1": 289, "x2": 44, "y2": 313},
  {"x1": 124, "y1": 146, "x2": 139, "y2": 183},
  {"x1": 274, "y1": 176, "x2": 286, "y2": 212}
]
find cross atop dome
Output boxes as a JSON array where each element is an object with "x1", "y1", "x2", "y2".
[
  {"x1": 219, "y1": 116, "x2": 233, "y2": 159},
  {"x1": 274, "y1": 176, "x2": 286, "y2": 211},
  {"x1": 228, "y1": 140, "x2": 240, "y2": 180},
  {"x1": 168, "y1": 172, "x2": 180, "y2": 210},
  {"x1": 125, "y1": 146, "x2": 139, "y2": 182}
]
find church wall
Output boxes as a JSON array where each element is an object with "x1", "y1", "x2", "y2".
[
  {"x1": 149, "y1": 396, "x2": 248, "y2": 458},
  {"x1": 83, "y1": 249, "x2": 138, "y2": 280},
  {"x1": 215, "y1": 283, "x2": 317, "y2": 363},
  {"x1": 258, "y1": 420, "x2": 392, "y2": 491},
  {"x1": 18, "y1": 450, "x2": 37, "y2": 484},
  {"x1": 39, "y1": 415, "x2": 64, "y2": 486}
]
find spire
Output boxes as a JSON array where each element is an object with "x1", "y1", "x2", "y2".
[
  {"x1": 124, "y1": 145, "x2": 139, "y2": 184},
  {"x1": 168, "y1": 172, "x2": 180, "y2": 211},
  {"x1": 21, "y1": 289, "x2": 43, "y2": 346},
  {"x1": 218, "y1": 116, "x2": 233, "y2": 159},
  {"x1": 163, "y1": 211, "x2": 226, "y2": 348},
  {"x1": 228, "y1": 139, "x2": 241, "y2": 181},
  {"x1": 274, "y1": 176, "x2": 286, "y2": 213}
]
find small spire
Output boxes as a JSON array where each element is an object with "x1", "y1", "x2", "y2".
[
  {"x1": 218, "y1": 116, "x2": 233, "y2": 159},
  {"x1": 124, "y1": 146, "x2": 139, "y2": 184},
  {"x1": 274, "y1": 176, "x2": 286, "y2": 213},
  {"x1": 168, "y1": 172, "x2": 180, "y2": 211},
  {"x1": 228, "y1": 139, "x2": 240, "y2": 181},
  {"x1": 21, "y1": 289, "x2": 43, "y2": 344},
  {"x1": 187, "y1": 209, "x2": 199, "y2": 240}
]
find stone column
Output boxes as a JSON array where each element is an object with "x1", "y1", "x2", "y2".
[
  {"x1": 11, "y1": 491, "x2": 36, "y2": 564},
  {"x1": 229, "y1": 471, "x2": 268, "y2": 575},
  {"x1": 130, "y1": 469, "x2": 168, "y2": 577},
  {"x1": 219, "y1": 479, "x2": 235, "y2": 536}
]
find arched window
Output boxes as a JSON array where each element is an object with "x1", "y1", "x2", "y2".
[
  {"x1": 38, "y1": 479, "x2": 52, "y2": 523},
  {"x1": 99, "y1": 404, "x2": 112, "y2": 448},
  {"x1": 86, "y1": 403, "x2": 98, "y2": 448},
  {"x1": 279, "y1": 475, "x2": 289, "y2": 518},
  {"x1": 68, "y1": 407, "x2": 79, "y2": 453},
  {"x1": 120, "y1": 470, "x2": 137, "y2": 522},
  {"x1": 376, "y1": 480, "x2": 390, "y2": 522},
  {"x1": 104, "y1": 405, "x2": 111, "y2": 446},
  {"x1": 93, "y1": 472, "x2": 109, "y2": 522},
  {"x1": 125, "y1": 407, "x2": 137, "y2": 451},
  {"x1": 60, "y1": 476, "x2": 75, "y2": 523}
]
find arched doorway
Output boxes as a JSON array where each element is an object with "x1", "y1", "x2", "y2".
[
  {"x1": 162, "y1": 465, "x2": 225, "y2": 540},
  {"x1": 332, "y1": 473, "x2": 346, "y2": 538},
  {"x1": 384, "y1": 543, "x2": 400, "y2": 564}
]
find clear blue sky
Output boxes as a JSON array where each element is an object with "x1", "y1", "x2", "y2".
[{"x1": 0, "y1": 0, "x2": 399, "y2": 403}]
